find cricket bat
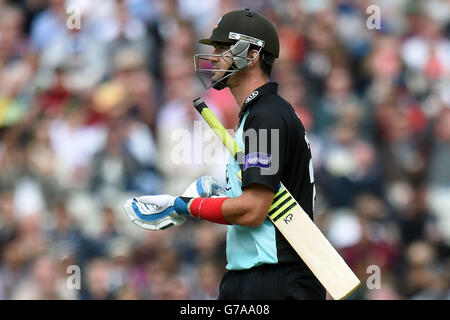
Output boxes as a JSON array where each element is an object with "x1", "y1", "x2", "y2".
[{"x1": 193, "y1": 98, "x2": 360, "y2": 300}]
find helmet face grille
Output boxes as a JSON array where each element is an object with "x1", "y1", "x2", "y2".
[
  {"x1": 193, "y1": 52, "x2": 239, "y2": 90},
  {"x1": 193, "y1": 42, "x2": 263, "y2": 90}
]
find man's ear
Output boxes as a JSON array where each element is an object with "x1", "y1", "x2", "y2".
[{"x1": 248, "y1": 49, "x2": 260, "y2": 67}]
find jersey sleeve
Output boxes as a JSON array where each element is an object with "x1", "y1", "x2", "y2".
[{"x1": 241, "y1": 108, "x2": 288, "y2": 193}]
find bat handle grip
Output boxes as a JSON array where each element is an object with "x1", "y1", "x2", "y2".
[
  {"x1": 193, "y1": 97, "x2": 242, "y2": 157},
  {"x1": 193, "y1": 97, "x2": 207, "y2": 114}
]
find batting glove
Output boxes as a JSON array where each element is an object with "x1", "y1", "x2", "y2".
[{"x1": 123, "y1": 195, "x2": 188, "y2": 231}]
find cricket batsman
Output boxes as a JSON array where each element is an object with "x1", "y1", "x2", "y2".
[{"x1": 124, "y1": 9, "x2": 326, "y2": 300}]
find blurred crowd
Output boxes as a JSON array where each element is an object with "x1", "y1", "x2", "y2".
[{"x1": 0, "y1": 0, "x2": 449, "y2": 300}]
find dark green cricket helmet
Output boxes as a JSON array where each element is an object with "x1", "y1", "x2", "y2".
[{"x1": 199, "y1": 8, "x2": 280, "y2": 62}]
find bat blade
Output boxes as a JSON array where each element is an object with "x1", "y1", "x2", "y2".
[{"x1": 269, "y1": 186, "x2": 360, "y2": 300}]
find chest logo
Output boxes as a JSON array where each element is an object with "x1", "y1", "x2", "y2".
[{"x1": 245, "y1": 91, "x2": 259, "y2": 104}]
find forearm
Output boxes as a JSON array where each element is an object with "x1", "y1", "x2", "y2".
[
  {"x1": 180, "y1": 184, "x2": 274, "y2": 227},
  {"x1": 221, "y1": 195, "x2": 265, "y2": 226}
]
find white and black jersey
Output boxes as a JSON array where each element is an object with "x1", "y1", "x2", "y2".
[{"x1": 225, "y1": 82, "x2": 316, "y2": 274}]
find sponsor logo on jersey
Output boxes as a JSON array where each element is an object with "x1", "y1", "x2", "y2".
[{"x1": 243, "y1": 152, "x2": 271, "y2": 170}]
